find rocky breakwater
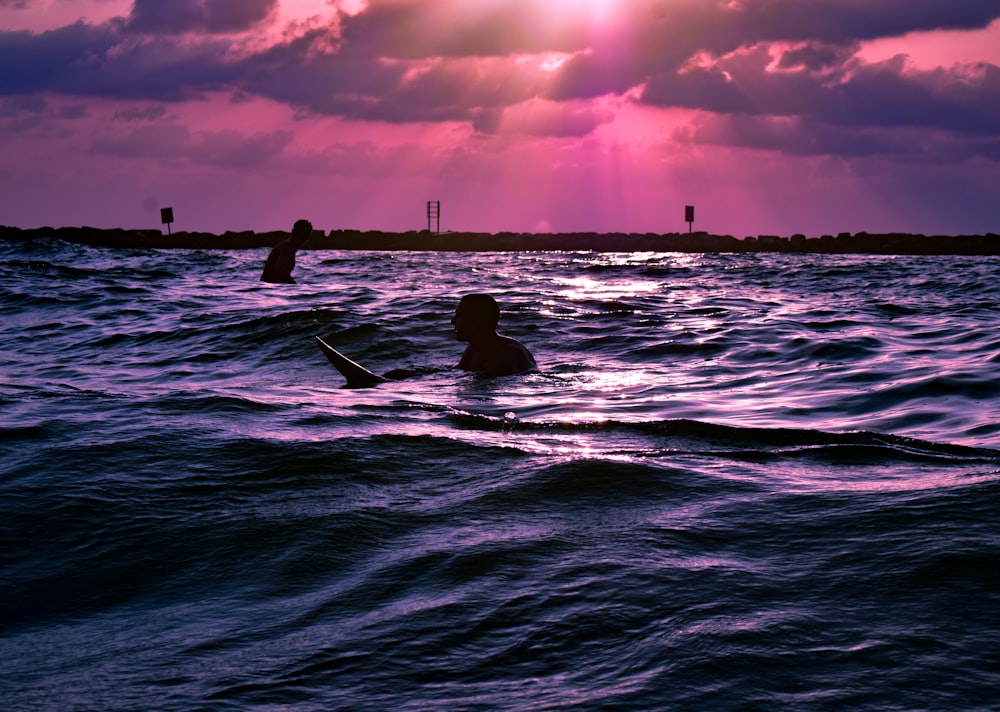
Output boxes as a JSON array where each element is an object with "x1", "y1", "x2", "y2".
[{"x1": 2, "y1": 225, "x2": 998, "y2": 255}]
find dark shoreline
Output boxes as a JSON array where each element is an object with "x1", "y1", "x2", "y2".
[{"x1": 2, "y1": 224, "x2": 998, "y2": 255}]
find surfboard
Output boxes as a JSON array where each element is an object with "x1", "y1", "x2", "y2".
[{"x1": 315, "y1": 336, "x2": 387, "y2": 388}]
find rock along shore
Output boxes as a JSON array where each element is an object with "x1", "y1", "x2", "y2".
[{"x1": 2, "y1": 225, "x2": 998, "y2": 255}]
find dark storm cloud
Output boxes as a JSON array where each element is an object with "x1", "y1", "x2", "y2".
[
  {"x1": 0, "y1": 21, "x2": 121, "y2": 94},
  {"x1": 640, "y1": 44, "x2": 830, "y2": 117},
  {"x1": 338, "y1": 0, "x2": 590, "y2": 58},
  {"x1": 819, "y1": 60, "x2": 1000, "y2": 133},
  {"x1": 728, "y1": 0, "x2": 1000, "y2": 44},
  {"x1": 777, "y1": 43, "x2": 857, "y2": 72},
  {"x1": 642, "y1": 49, "x2": 1000, "y2": 135},
  {"x1": 292, "y1": 56, "x2": 550, "y2": 126},
  {"x1": 238, "y1": 30, "x2": 409, "y2": 116},
  {"x1": 127, "y1": 0, "x2": 278, "y2": 35},
  {"x1": 0, "y1": 21, "x2": 244, "y2": 100}
]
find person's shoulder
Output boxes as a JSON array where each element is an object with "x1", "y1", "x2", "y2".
[
  {"x1": 501, "y1": 335, "x2": 533, "y2": 354},
  {"x1": 500, "y1": 336, "x2": 537, "y2": 372}
]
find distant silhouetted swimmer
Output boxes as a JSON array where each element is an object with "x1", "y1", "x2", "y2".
[
  {"x1": 261, "y1": 219, "x2": 312, "y2": 284},
  {"x1": 452, "y1": 294, "x2": 537, "y2": 377}
]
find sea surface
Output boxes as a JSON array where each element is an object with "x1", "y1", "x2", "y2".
[{"x1": 1, "y1": 239, "x2": 998, "y2": 711}]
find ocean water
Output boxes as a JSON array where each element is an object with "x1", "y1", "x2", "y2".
[{"x1": 1, "y1": 239, "x2": 998, "y2": 711}]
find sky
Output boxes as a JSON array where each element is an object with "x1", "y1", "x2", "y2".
[{"x1": 1, "y1": 0, "x2": 999, "y2": 236}]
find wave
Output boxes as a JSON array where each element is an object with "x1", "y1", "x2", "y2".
[{"x1": 447, "y1": 411, "x2": 999, "y2": 461}]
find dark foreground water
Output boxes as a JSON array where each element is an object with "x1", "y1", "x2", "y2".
[{"x1": 2, "y1": 240, "x2": 998, "y2": 710}]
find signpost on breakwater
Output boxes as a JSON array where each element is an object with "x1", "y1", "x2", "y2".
[
  {"x1": 161, "y1": 207, "x2": 174, "y2": 235},
  {"x1": 685, "y1": 205, "x2": 695, "y2": 233},
  {"x1": 427, "y1": 201, "x2": 441, "y2": 234}
]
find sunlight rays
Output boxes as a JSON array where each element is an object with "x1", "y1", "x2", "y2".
[{"x1": 542, "y1": 0, "x2": 621, "y2": 25}]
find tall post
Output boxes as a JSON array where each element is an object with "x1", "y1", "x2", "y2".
[
  {"x1": 160, "y1": 207, "x2": 174, "y2": 236},
  {"x1": 684, "y1": 205, "x2": 694, "y2": 234},
  {"x1": 427, "y1": 200, "x2": 441, "y2": 234}
]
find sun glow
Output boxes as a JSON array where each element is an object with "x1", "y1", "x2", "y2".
[
  {"x1": 543, "y1": 0, "x2": 622, "y2": 25},
  {"x1": 443, "y1": 0, "x2": 627, "y2": 33},
  {"x1": 539, "y1": 53, "x2": 573, "y2": 73}
]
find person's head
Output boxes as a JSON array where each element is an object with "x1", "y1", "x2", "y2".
[
  {"x1": 291, "y1": 219, "x2": 313, "y2": 244},
  {"x1": 452, "y1": 293, "x2": 500, "y2": 342}
]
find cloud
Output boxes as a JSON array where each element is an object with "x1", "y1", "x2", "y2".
[
  {"x1": 113, "y1": 104, "x2": 169, "y2": 122},
  {"x1": 491, "y1": 99, "x2": 614, "y2": 138},
  {"x1": 0, "y1": 0, "x2": 998, "y2": 152},
  {"x1": 0, "y1": 21, "x2": 248, "y2": 101},
  {"x1": 730, "y1": 0, "x2": 1000, "y2": 44},
  {"x1": 127, "y1": 0, "x2": 278, "y2": 35},
  {"x1": 91, "y1": 124, "x2": 295, "y2": 167},
  {"x1": 284, "y1": 55, "x2": 551, "y2": 126},
  {"x1": 0, "y1": 22, "x2": 122, "y2": 95},
  {"x1": 674, "y1": 114, "x2": 911, "y2": 158},
  {"x1": 820, "y1": 59, "x2": 1000, "y2": 133},
  {"x1": 643, "y1": 46, "x2": 1000, "y2": 137},
  {"x1": 687, "y1": 112, "x2": 1000, "y2": 164},
  {"x1": 240, "y1": 35, "x2": 408, "y2": 116},
  {"x1": 338, "y1": 0, "x2": 592, "y2": 58},
  {"x1": 778, "y1": 42, "x2": 857, "y2": 72},
  {"x1": 543, "y1": 0, "x2": 1000, "y2": 103},
  {"x1": 0, "y1": 94, "x2": 46, "y2": 116},
  {"x1": 1, "y1": 93, "x2": 87, "y2": 131},
  {"x1": 57, "y1": 104, "x2": 88, "y2": 119},
  {"x1": 281, "y1": 139, "x2": 444, "y2": 177}
]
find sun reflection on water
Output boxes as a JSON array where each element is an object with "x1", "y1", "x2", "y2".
[{"x1": 554, "y1": 275, "x2": 662, "y2": 302}]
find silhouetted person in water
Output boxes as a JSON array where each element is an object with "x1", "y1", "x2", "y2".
[
  {"x1": 332, "y1": 293, "x2": 536, "y2": 382},
  {"x1": 452, "y1": 294, "x2": 537, "y2": 377},
  {"x1": 261, "y1": 219, "x2": 312, "y2": 284}
]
